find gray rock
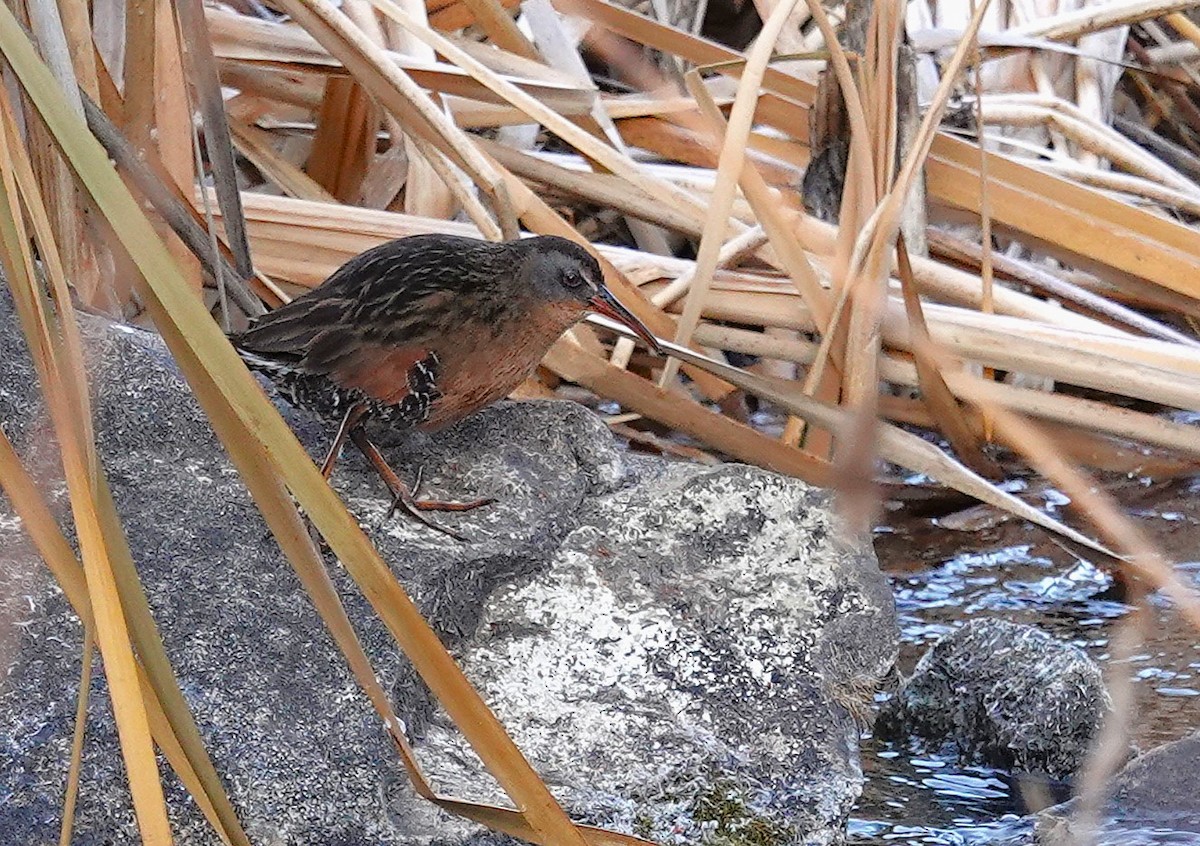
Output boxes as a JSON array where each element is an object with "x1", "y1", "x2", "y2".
[
  {"x1": 0, "y1": 291, "x2": 897, "y2": 845},
  {"x1": 1036, "y1": 730, "x2": 1200, "y2": 845},
  {"x1": 879, "y1": 619, "x2": 1109, "y2": 779},
  {"x1": 407, "y1": 463, "x2": 896, "y2": 846}
]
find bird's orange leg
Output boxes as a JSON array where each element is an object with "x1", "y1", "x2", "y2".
[
  {"x1": 348, "y1": 428, "x2": 494, "y2": 540},
  {"x1": 320, "y1": 402, "x2": 368, "y2": 480}
]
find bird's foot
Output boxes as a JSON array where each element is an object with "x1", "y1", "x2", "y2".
[
  {"x1": 411, "y1": 466, "x2": 496, "y2": 511},
  {"x1": 383, "y1": 467, "x2": 495, "y2": 540},
  {"x1": 385, "y1": 494, "x2": 467, "y2": 541},
  {"x1": 348, "y1": 429, "x2": 494, "y2": 540},
  {"x1": 409, "y1": 496, "x2": 496, "y2": 513}
]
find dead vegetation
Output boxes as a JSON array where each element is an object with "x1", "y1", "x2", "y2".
[{"x1": 2, "y1": 0, "x2": 1200, "y2": 843}]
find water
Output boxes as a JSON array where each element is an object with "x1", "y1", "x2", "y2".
[
  {"x1": 851, "y1": 483, "x2": 1200, "y2": 845},
  {"x1": 849, "y1": 738, "x2": 1035, "y2": 845}
]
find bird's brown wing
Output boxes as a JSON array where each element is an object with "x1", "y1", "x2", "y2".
[
  {"x1": 235, "y1": 248, "x2": 463, "y2": 357},
  {"x1": 233, "y1": 296, "x2": 350, "y2": 361},
  {"x1": 236, "y1": 296, "x2": 447, "y2": 411},
  {"x1": 233, "y1": 234, "x2": 497, "y2": 411},
  {"x1": 294, "y1": 287, "x2": 451, "y2": 400}
]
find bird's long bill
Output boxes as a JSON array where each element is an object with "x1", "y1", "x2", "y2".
[{"x1": 588, "y1": 287, "x2": 662, "y2": 354}]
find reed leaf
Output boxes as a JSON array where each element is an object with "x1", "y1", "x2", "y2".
[{"x1": 0, "y1": 85, "x2": 172, "y2": 846}]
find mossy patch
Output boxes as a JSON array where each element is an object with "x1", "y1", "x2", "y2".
[{"x1": 692, "y1": 781, "x2": 794, "y2": 846}]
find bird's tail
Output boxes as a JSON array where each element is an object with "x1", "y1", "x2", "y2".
[{"x1": 231, "y1": 344, "x2": 302, "y2": 379}]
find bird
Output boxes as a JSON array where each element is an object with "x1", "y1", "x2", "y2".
[{"x1": 231, "y1": 233, "x2": 662, "y2": 537}]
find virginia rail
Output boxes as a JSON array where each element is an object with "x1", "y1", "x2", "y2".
[{"x1": 232, "y1": 233, "x2": 661, "y2": 537}]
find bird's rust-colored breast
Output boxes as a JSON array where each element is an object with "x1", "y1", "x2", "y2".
[
  {"x1": 422, "y1": 348, "x2": 532, "y2": 430},
  {"x1": 420, "y1": 299, "x2": 582, "y2": 430}
]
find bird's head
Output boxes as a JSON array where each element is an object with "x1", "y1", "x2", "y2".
[{"x1": 518, "y1": 236, "x2": 662, "y2": 354}]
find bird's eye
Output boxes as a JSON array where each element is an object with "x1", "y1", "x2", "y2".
[{"x1": 563, "y1": 271, "x2": 588, "y2": 290}]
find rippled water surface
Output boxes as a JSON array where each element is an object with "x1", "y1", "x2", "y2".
[{"x1": 851, "y1": 477, "x2": 1200, "y2": 845}]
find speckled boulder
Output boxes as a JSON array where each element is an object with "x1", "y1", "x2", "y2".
[
  {"x1": 0, "y1": 291, "x2": 897, "y2": 845},
  {"x1": 879, "y1": 619, "x2": 1109, "y2": 779},
  {"x1": 404, "y1": 462, "x2": 897, "y2": 845}
]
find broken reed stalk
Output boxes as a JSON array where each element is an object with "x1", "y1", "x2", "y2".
[{"x1": 659, "y1": 0, "x2": 806, "y2": 388}]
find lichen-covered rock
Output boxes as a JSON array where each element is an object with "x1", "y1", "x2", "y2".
[
  {"x1": 405, "y1": 462, "x2": 895, "y2": 845},
  {"x1": 879, "y1": 619, "x2": 1109, "y2": 779},
  {"x1": 0, "y1": 292, "x2": 897, "y2": 845},
  {"x1": 1036, "y1": 730, "x2": 1200, "y2": 845}
]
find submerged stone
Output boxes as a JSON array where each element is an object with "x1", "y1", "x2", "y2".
[
  {"x1": 879, "y1": 618, "x2": 1109, "y2": 779},
  {"x1": 1037, "y1": 729, "x2": 1200, "y2": 845}
]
